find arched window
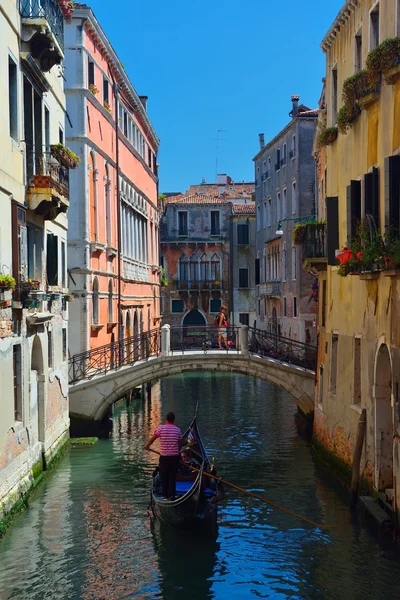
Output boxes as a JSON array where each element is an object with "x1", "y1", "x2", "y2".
[
  {"x1": 89, "y1": 151, "x2": 97, "y2": 241},
  {"x1": 179, "y1": 254, "x2": 188, "y2": 281},
  {"x1": 105, "y1": 163, "x2": 112, "y2": 244},
  {"x1": 108, "y1": 279, "x2": 113, "y2": 323},
  {"x1": 210, "y1": 253, "x2": 221, "y2": 282},
  {"x1": 200, "y1": 253, "x2": 209, "y2": 282},
  {"x1": 92, "y1": 277, "x2": 99, "y2": 324},
  {"x1": 189, "y1": 253, "x2": 198, "y2": 282}
]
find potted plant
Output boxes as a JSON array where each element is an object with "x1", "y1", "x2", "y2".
[
  {"x1": 292, "y1": 224, "x2": 307, "y2": 245},
  {"x1": 89, "y1": 84, "x2": 99, "y2": 96},
  {"x1": 366, "y1": 37, "x2": 400, "y2": 85},
  {"x1": 0, "y1": 275, "x2": 16, "y2": 290},
  {"x1": 50, "y1": 143, "x2": 80, "y2": 169},
  {"x1": 104, "y1": 101, "x2": 111, "y2": 113},
  {"x1": 336, "y1": 246, "x2": 353, "y2": 265},
  {"x1": 22, "y1": 279, "x2": 41, "y2": 291},
  {"x1": 318, "y1": 126, "x2": 338, "y2": 147}
]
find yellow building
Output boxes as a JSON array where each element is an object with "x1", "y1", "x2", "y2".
[{"x1": 311, "y1": 0, "x2": 400, "y2": 523}]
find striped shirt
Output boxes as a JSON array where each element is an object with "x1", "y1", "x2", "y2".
[{"x1": 154, "y1": 424, "x2": 182, "y2": 456}]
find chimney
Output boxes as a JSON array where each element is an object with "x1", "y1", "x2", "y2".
[
  {"x1": 259, "y1": 133, "x2": 265, "y2": 150},
  {"x1": 139, "y1": 96, "x2": 148, "y2": 111},
  {"x1": 291, "y1": 95, "x2": 300, "y2": 119}
]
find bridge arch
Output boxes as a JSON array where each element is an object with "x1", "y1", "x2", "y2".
[{"x1": 69, "y1": 353, "x2": 315, "y2": 423}]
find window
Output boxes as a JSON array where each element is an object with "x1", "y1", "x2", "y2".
[
  {"x1": 293, "y1": 296, "x2": 297, "y2": 317},
  {"x1": 283, "y1": 297, "x2": 287, "y2": 317},
  {"x1": 9, "y1": 57, "x2": 18, "y2": 141},
  {"x1": 283, "y1": 188, "x2": 287, "y2": 218},
  {"x1": 210, "y1": 298, "x2": 221, "y2": 313},
  {"x1": 160, "y1": 295, "x2": 165, "y2": 315},
  {"x1": 255, "y1": 258, "x2": 260, "y2": 285},
  {"x1": 12, "y1": 203, "x2": 27, "y2": 287},
  {"x1": 103, "y1": 77, "x2": 109, "y2": 103},
  {"x1": 268, "y1": 199, "x2": 272, "y2": 227},
  {"x1": 13, "y1": 345, "x2": 22, "y2": 422},
  {"x1": 292, "y1": 181, "x2": 297, "y2": 215},
  {"x1": 210, "y1": 210, "x2": 220, "y2": 235},
  {"x1": 62, "y1": 329, "x2": 67, "y2": 362},
  {"x1": 92, "y1": 277, "x2": 99, "y2": 324},
  {"x1": 239, "y1": 268, "x2": 249, "y2": 289},
  {"x1": 189, "y1": 253, "x2": 198, "y2": 281},
  {"x1": 210, "y1": 253, "x2": 221, "y2": 281},
  {"x1": 263, "y1": 201, "x2": 267, "y2": 228},
  {"x1": 171, "y1": 299, "x2": 184, "y2": 313},
  {"x1": 353, "y1": 337, "x2": 361, "y2": 406},
  {"x1": 48, "y1": 330, "x2": 53, "y2": 369},
  {"x1": 277, "y1": 191, "x2": 281, "y2": 222},
  {"x1": 44, "y1": 107, "x2": 50, "y2": 152},
  {"x1": 355, "y1": 30, "x2": 362, "y2": 72},
  {"x1": 239, "y1": 313, "x2": 249, "y2": 326},
  {"x1": 124, "y1": 112, "x2": 128, "y2": 137},
  {"x1": 88, "y1": 59, "x2": 95, "y2": 86},
  {"x1": 257, "y1": 205, "x2": 261, "y2": 232},
  {"x1": 370, "y1": 3, "x2": 380, "y2": 50},
  {"x1": 258, "y1": 298, "x2": 261, "y2": 316},
  {"x1": 179, "y1": 255, "x2": 188, "y2": 280},
  {"x1": 276, "y1": 148, "x2": 281, "y2": 170},
  {"x1": 332, "y1": 66, "x2": 338, "y2": 124},
  {"x1": 200, "y1": 253, "x2": 209, "y2": 281},
  {"x1": 46, "y1": 233, "x2": 59, "y2": 286},
  {"x1": 330, "y1": 334, "x2": 339, "y2": 395},
  {"x1": 178, "y1": 211, "x2": 188, "y2": 236},
  {"x1": 292, "y1": 246, "x2": 297, "y2": 281},
  {"x1": 291, "y1": 135, "x2": 296, "y2": 159},
  {"x1": 108, "y1": 279, "x2": 113, "y2": 323},
  {"x1": 282, "y1": 143, "x2": 287, "y2": 167},
  {"x1": 61, "y1": 241, "x2": 66, "y2": 288},
  {"x1": 238, "y1": 223, "x2": 249, "y2": 245},
  {"x1": 264, "y1": 298, "x2": 267, "y2": 317},
  {"x1": 28, "y1": 224, "x2": 43, "y2": 281},
  {"x1": 59, "y1": 127, "x2": 64, "y2": 145},
  {"x1": 282, "y1": 244, "x2": 287, "y2": 281}
]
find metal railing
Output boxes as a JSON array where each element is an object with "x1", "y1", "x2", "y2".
[
  {"x1": 247, "y1": 327, "x2": 317, "y2": 370},
  {"x1": 170, "y1": 325, "x2": 240, "y2": 353},
  {"x1": 19, "y1": 0, "x2": 64, "y2": 53},
  {"x1": 68, "y1": 328, "x2": 161, "y2": 384},
  {"x1": 302, "y1": 223, "x2": 326, "y2": 260},
  {"x1": 26, "y1": 149, "x2": 69, "y2": 196}
]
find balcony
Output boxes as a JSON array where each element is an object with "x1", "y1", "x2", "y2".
[
  {"x1": 259, "y1": 281, "x2": 281, "y2": 297},
  {"x1": 26, "y1": 150, "x2": 69, "y2": 220},
  {"x1": 177, "y1": 280, "x2": 222, "y2": 291},
  {"x1": 302, "y1": 223, "x2": 327, "y2": 273},
  {"x1": 19, "y1": 0, "x2": 64, "y2": 71}
]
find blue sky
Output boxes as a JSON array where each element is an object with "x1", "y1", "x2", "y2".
[{"x1": 92, "y1": 0, "x2": 343, "y2": 192}]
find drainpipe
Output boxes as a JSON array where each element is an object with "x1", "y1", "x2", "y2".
[{"x1": 110, "y1": 75, "x2": 122, "y2": 350}]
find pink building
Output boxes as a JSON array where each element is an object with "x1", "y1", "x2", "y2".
[{"x1": 64, "y1": 4, "x2": 160, "y2": 357}]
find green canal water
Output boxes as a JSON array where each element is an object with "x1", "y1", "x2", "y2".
[{"x1": 1, "y1": 373, "x2": 400, "y2": 599}]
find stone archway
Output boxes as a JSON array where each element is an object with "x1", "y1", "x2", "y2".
[
  {"x1": 31, "y1": 335, "x2": 45, "y2": 444},
  {"x1": 374, "y1": 343, "x2": 393, "y2": 491},
  {"x1": 182, "y1": 309, "x2": 206, "y2": 327}
]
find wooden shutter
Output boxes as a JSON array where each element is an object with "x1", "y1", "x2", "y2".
[
  {"x1": 255, "y1": 258, "x2": 260, "y2": 285},
  {"x1": 326, "y1": 196, "x2": 339, "y2": 265},
  {"x1": 384, "y1": 156, "x2": 400, "y2": 231},
  {"x1": 346, "y1": 180, "x2": 361, "y2": 245},
  {"x1": 11, "y1": 202, "x2": 27, "y2": 297}
]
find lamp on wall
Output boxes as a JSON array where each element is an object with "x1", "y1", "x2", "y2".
[{"x1": 275, "y1": 215, "x2": 316, "y2": 236}]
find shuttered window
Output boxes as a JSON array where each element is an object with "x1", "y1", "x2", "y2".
[
  {"x1": 364, "y1": 167, "x2": 380, "y2": 230},
  {"x1": 255, "y1": 258, "x2": 260, "y2": 285},
  {"x1": 237, "y1": 223, "x2": 249, "y2": 245},
  {"x1": 11, "y1": 202, "x2": 27, "y2": 292},
  {"x1": 27, "y1": 223, "x2": 43, "y2": 281},
  {"x1": 46, "y1": 233, "x2": 58, "y2": 286},
  {"x1": 346, "y1": 180, "x2": 361, "y2": 245},
  {"x1": 326, "y1": 196, "x2": 339, "y2": 265},
  {"x1": 385, "y1": 156, "x2": 400, "y2": 232}
]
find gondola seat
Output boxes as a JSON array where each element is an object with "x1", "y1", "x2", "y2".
[{"x1": 175, "y1": 481, "x2": 214, "y2": 497}]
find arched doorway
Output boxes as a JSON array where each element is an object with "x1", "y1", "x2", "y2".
[
  {"x1": 31, "y1": 335, "x2": 45, "y2": 445},
  {"x1": 375, "y1": 344, "x2": 393, "y2": 491},
  {"x1": 183, "y1": 309, "x2": 206, "y2": 327}
]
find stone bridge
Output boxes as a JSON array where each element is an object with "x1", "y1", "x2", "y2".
[{"x1": 69, "y1": 325, "x2": 316, "y2": 423}]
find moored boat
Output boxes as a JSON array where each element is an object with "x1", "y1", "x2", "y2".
[{"x1": 150, "y1": 416, "x2": 221, "y2": 529}]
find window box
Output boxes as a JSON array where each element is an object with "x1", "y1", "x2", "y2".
[
  {"x1": 358, "y1": 88, "x2": 380, "y2": 110},
  {"x1": 359, "y1": 272, "x2": 380, "y2": 280},
  {"x1": 0, "y1": 276, "x2": 16, "y2": 291},
  {"x1": 22, "y1": 279, "x2": 41, "y2": 291}
]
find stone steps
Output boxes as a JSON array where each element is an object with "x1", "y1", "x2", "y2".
[
  {"x1": 359, "y1": 496, "x2": 393, "y2": 529},
  {"x1": 377, "y1": 492, "x2": 394, "y2": 517}
]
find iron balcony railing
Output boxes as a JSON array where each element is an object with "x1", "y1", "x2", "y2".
[
  {"x1": 26, "y1": 148, "x2": 69, "y2": 197},
  {"x1": 302, "y1": 223, "x2": 327, "y2": 260},
  {"x1": 68, "y1": 328, "x2": 161, "y2": 384},
  {"x1": 259, "y1": 281, "x2": 281, "y2": 297},
  {"x1": 177, "y1": 280, "x2": 223, "y2": 290},
  {"x1": 170, "y1": 325, "x2": 240, "y2": 354},
  {"x1": 248, "y1": 327, "x2": 317, "y2": 371},
  {"x1": 19, "y1": 0, "x2": 64, "y2": 53}
]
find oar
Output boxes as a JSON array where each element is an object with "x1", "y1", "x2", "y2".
[{"x1": 146, "y1": 448, "x2": 328, "y2": 529}]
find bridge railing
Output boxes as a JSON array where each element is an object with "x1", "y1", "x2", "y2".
[
  {"x1": 170, "y1": 325, "x2": 241, "y2": 353},
  {"x1": 68, "y1": 328, "x2": 161, "y2": 384},
  {"x1": 247, "y1": 327, "x2": 317, "y2": 371}
]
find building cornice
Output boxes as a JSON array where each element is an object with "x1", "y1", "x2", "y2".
[
  {"x1": 71, "y1": 7, "x2": 160, "y2": 152},
  {"x1": 253, "y1": 115, "x2": 317, "y2": 162},
  {"x1": 320, "y1": 0, "x2": 360, "y2": 53}
]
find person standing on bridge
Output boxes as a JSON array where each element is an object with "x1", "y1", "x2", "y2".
[
  {"x1": 216, "y1": 305, "x2": 228, "y2": 349},
  {"x1": 144, "y1": 412, "x2": 184, "y2": 500}
]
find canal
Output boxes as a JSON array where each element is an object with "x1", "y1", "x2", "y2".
[{"x1": 1, "y1": 373, "x2": 400, "y2": 599}]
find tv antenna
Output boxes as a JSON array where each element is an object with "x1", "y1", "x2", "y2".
[{"x1": 213, "y1": 129, "x2": 228, "y2": 182}]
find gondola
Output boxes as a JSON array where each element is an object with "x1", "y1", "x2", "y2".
[{"x1": 150, "y1": 416, "x2": 222, "y2": 530}]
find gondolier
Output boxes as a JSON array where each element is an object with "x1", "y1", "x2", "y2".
[{"x1": 145, "y1": 412, "x2": 183, "y2": 500}]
